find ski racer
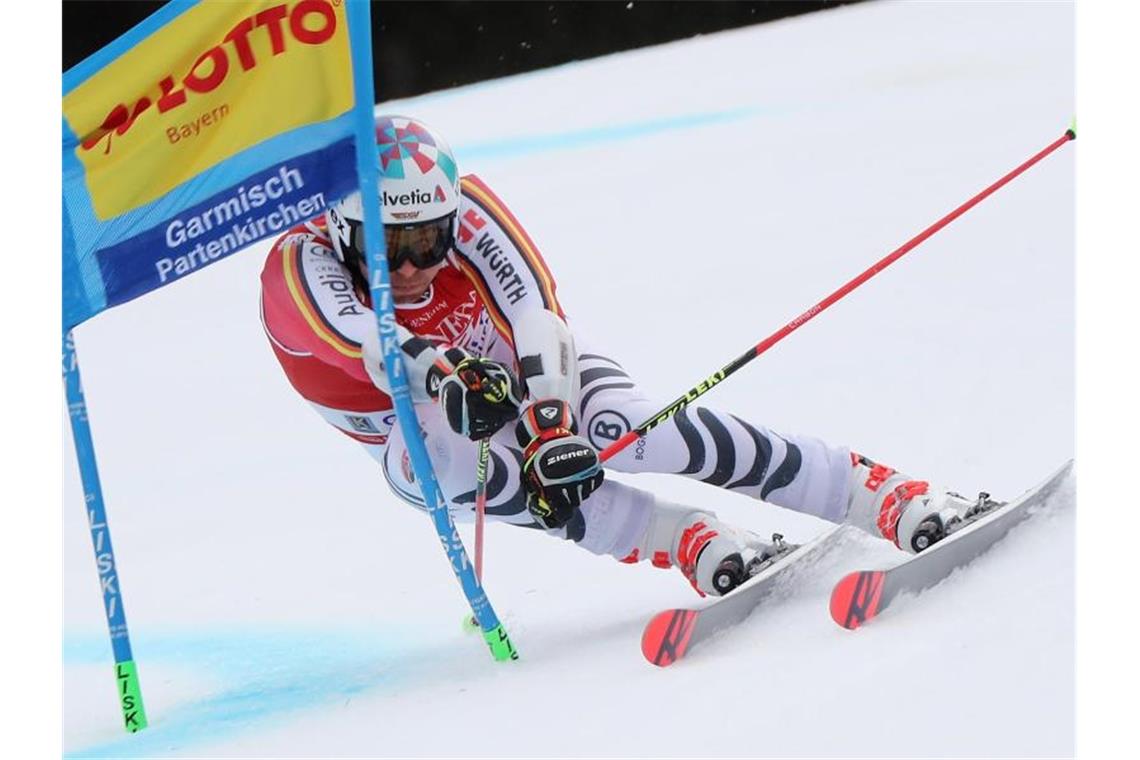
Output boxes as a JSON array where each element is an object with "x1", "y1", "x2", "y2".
[{"x1": 259, "y1": 115, "x2": 991, "y2": 597}]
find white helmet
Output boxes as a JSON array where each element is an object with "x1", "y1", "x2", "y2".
[{"x1": 326, "y1": 115, "x2": 461, "y2": 272}]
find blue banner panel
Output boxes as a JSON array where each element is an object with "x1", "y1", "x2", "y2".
[{"x1": 94, "y1": 138, "x2": 355, "y2": 312}]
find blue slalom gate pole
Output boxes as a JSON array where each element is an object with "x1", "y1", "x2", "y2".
[
  {"x1": 345, "y1": 2, "x2": 516, "y2": 661},
  {"x1": 63, "y1": 330, "x2": 149, "y2": 731}
]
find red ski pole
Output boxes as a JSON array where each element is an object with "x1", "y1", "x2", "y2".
[
  {"x1": 599, "y1": 124, "x2": 1076, "y2": 464},
  {"x1": 465, "y1": 437, "x2": 491, "y2": 631}
]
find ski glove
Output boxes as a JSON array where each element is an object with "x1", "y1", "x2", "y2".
[
  {"x1": 515, "y1": 399, "x2": 604, "y2": 530},
  {"x1": 439, "y1": 357, "x2": 525, "y2": 440},
  {"x1": 363, "y1": 325, "x2": 469, "y2": 404}
]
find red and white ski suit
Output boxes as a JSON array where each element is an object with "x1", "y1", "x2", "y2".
[{"x1": 260, "y1": 175, "x2": 852, "y2": 558}]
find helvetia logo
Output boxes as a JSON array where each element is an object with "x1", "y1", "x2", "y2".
[
  {"x1": 434, "y1": 185, "x2": 447, "y2": 202},
  {"x1": 382, "y1": 188, "x2": 433, "y2": 207}
]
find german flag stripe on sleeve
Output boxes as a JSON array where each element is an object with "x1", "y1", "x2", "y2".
[
  {"x1": 460, "y1": 176, "x2": 564, "y2": 318},
  {"x1": 456, "y1": 257, "x2": 516, "y2": 348},
  {"x1": 281, "y1": 240, "x2": 362, "y2": 359}
]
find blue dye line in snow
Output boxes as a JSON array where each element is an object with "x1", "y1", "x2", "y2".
[
  {"x1": 63, "y1": 628, "x2": 442, "y2": 758},
  {"x1": 453, "y1": 107, "x2": 771, "y2": 162}
]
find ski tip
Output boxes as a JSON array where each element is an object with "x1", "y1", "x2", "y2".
[
  {"x1": 829, "y1": 570, "x2": 885, "y2": 630},
  {"x1": 829, "y1": 572, "x2": 863, "y2": 629},
  {"x1": 641, "y1": 609, "x2": 698, "y2": 667}
]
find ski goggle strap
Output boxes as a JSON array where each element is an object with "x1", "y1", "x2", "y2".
[{"x1": 342, "y1": 213, "x2": 455, "y2": 271}]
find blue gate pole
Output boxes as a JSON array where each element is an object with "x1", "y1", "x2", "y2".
[
  {"x1": 64, "y1": 330, "x2": 149, "y2": 731},
  {"x1": 345, "y1": 1, "x2": 516, "y2": 661}
]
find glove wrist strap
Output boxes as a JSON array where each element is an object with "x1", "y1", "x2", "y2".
[{"x1": 516, "y1": 398, "x2": 577, "y2": 447}]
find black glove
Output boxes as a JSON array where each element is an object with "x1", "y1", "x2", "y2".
[
  {"x1": 515, "y1": 399, "x2": 604, "y2": 529},
  {"x1": 421, "y1": 344, "x2": 470, "y2": 399},
  {"x1": 438, "y1": 357, "x2": 525, "y2": 439},
  {"x1": 363, "y1": 328, "x2": 471, "y2": 404}
]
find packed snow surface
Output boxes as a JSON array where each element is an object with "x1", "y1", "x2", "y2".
[{"x1": 64, "y1": 1, "x2": 1074, "y2": 756}]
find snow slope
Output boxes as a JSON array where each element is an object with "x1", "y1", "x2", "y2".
[{"x1": 63, "y1": 1, "x2": 1075, "y2": 757}]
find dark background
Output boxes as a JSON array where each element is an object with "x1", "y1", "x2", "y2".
[{"x1": 63, "y1": 1, "x2": 860, "y2": 100}]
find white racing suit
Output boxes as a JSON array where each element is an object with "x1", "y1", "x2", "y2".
[
  {"x1": 379, "y1": 350, "x2": 851, "y2": 560},
  {"x1": 259, "y1": 174, "x2": 853, "y2": 567}
]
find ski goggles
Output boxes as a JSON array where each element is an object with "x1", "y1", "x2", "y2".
[{"x1": 342, "y1": 213, "x2": 455, "y2": 271}]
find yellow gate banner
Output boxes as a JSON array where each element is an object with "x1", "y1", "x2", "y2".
[{"x1": 63, "y1": 0, "x2": 363, "y2": 329}]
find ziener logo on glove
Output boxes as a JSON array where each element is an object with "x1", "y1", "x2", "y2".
[{"x1": 546, "y1": 449, "x2": 594, "y2": 464}]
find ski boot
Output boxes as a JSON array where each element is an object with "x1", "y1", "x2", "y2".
[
  {"x1": 621, "y1": 502, "x2": 791, "y2": 597},
  {"x1": 846, "y1": 453, "x2": 1003, "y2": 553}
]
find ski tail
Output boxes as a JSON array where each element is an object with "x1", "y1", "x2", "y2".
[
  {"x1": 829, "y1": 570, "x2": 886, "y2": 630},
  {"x1": 641, "y1": 609, "x2": 699, "y2": 667}
]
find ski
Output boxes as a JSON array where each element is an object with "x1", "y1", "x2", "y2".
[
  {"x1": 829, "y1": 459, "x2": 1073, "y2": 630},
  {"x1": 641, "y1": 527, "x2": 843, "y2": 667}
]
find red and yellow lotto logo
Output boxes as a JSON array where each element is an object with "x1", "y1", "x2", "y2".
[{"x1": 63, "y1": 0, "x2": 352, "y2": 220}]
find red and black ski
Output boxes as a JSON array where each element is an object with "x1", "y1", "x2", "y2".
[
  {"x1": 641, "y1": 609, "x2": 699, "y2": 667},
  {"x1": 641, "y1": 527, "x2": 843, "y2": 667},
  {"x1": 830, "y1": 460, "x2": 1073, "y2": 630}
]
